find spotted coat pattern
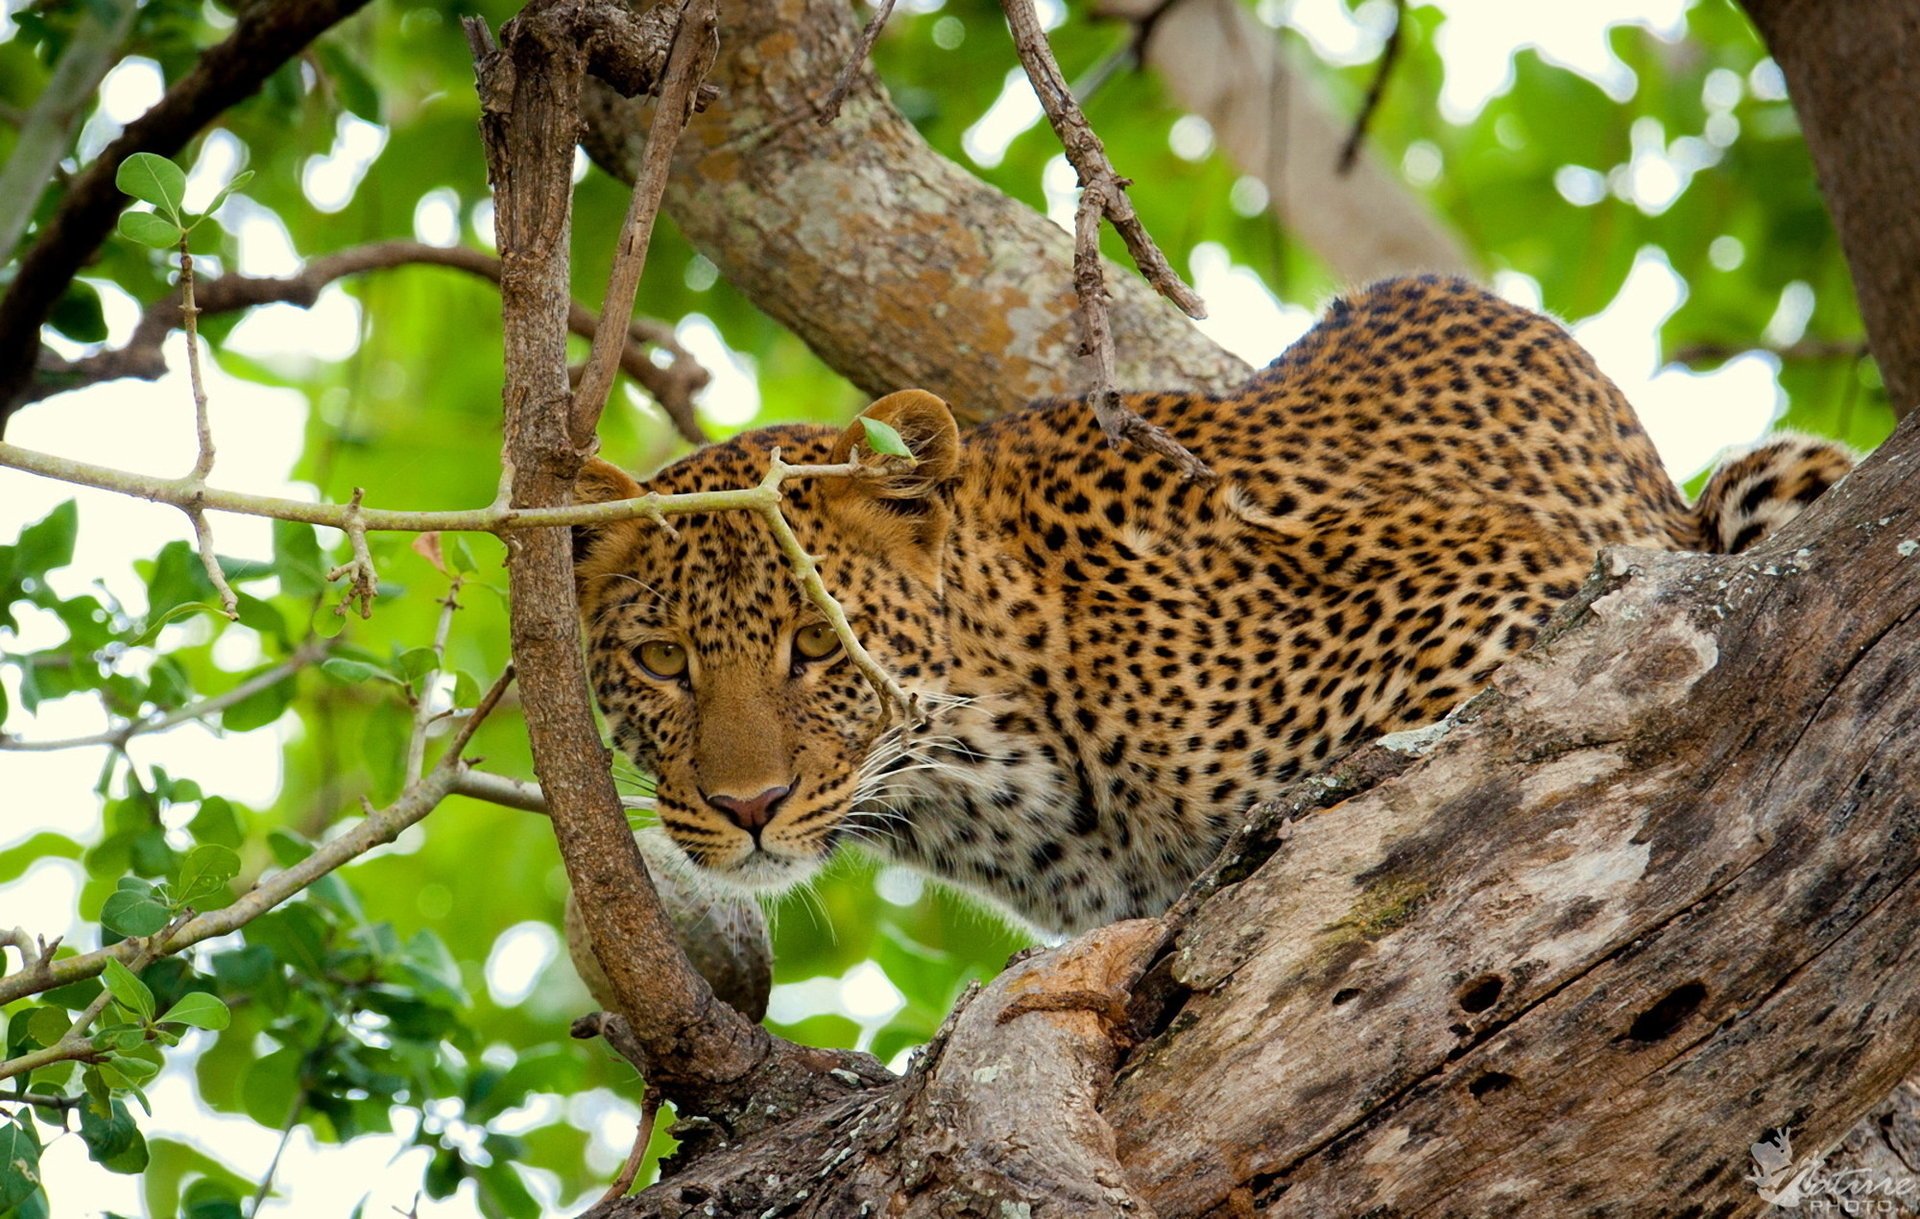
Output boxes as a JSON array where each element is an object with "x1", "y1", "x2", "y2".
[{"x1": 573, "y1": 277, "x2": 1853, "y2": 935}]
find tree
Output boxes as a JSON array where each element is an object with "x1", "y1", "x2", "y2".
[{"x1": 0, "y1": 0, "x2": 1913, "y2": 1215}]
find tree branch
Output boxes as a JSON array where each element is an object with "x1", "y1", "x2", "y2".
[
  {"x1": 474, "y1": 0, "x2": 889, "y2": 1135},
  {"x1": 0, "y1": 668, "x2": 514, "y2": 1009},
  {"x1": 25, "y1": 239, "x2": 712, "y2": 444},
  {"x1": 0, "y1": 0, "x2": 378, "y2": 428},
  {"x1": 0, "y1": 637, "x2": 327, "y2": 753},
  {"x1": 0, "y1": 0, "x2": 139, "y2": 268}
]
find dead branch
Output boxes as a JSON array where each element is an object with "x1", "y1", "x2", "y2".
[
  {"x1": 572, "y1": 0, "x2": 720, "y2": 450},
  {"x1": 1336, "y1": 0, "x2": 1406, "y2": 173},
  {"x1": 1004, "y1": 0, "x2": 1216, "y2": 480},
  {"x1": 26, "y1": 239, "x2": 711, "y2": 444},
  {"x1": 816, "y1": 0, "x2": 897, "y2": 124}
]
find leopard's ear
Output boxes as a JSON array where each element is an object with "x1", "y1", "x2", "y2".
[
  {"x1": 572, "y1": 457, "x2": 642, "y2": 569},
  {"x1": 829, "y1": 390, "x2": 962, "y2": 503}
]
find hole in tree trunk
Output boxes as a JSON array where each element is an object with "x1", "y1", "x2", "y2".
[
  {"x1": 1468, "y1": 1071, "x2": 1515, "y2": 1099},
  {"x1": 1626, "y1": 981, "x2": 1707, "y2": 1042},
  {"x1": 1457, "y1": 973, "x2": 1505, "y2": 1012}
]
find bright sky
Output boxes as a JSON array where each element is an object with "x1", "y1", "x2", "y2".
[{"x1": 1, "y1": 1, "x2": 1798, "y2": 1213}]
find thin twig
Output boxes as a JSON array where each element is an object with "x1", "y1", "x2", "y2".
[
  {"x1": 176, "y1": 242, "x2": 242, "y2": 618},
  {"x1": 1001, "y1": 0, "x2": 1204, "y2": 318},
  {"x1": 404, "y1": 575, "x2": 465, "y2": 785},
  {"x1": 760, "y1": 451, "x2": 919, "y2": 722},
  {"x1": 26, "y1": 240, "x2": 711, "y2": 443},
  {"x1": 249, "y1": 1094, "x2": 305, "y2": 1217},
  {"x1": 2, "y1": 443, "x2": 931, "y2": 695},
  {"x1": 324, "y1": 487, "x2": 378, "y2": 618},
  {"x1": 572, "y1": 0, "x2": 720, "y2": 450},
  {"x1": 599, "y1": 1085, "x2": 663, "y2": 1203},
  {"x1": 0, "y1": 668, "x2": 516, "y2": 1009},
  {"x1": 1336, "y1": 0, "x2": 1406, "y2": 174},
  {"x1": 0, "y1": 637, "x2": 327, "y2": 752},
  {"x1": 451, "y1": 769, "x2": 654, "y2": 816},
  {"x1": 1002, "y1": 0, "x2": 1216, "y2": 483},
  {"x1": 817, "y1": 0, "x2": 898, "y2": 125},
  {"x1": 1672, "y1": 338, "x2": 1871, "y2": 365},
  {"x1": 0, "y1": 911, "x2": 191, "y2": 1084}
]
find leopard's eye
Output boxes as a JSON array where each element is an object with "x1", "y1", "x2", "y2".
[
  {"x1": 793, "y1": 622, "x2": 842, "y2": 664},
  {"x1": 637, "y1": 640, "x2": 688, "y2": 681}
]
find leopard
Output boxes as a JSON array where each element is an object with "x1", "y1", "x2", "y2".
[{"x1": 571, "y1": 276, "x2": 1854, "y2": 936}]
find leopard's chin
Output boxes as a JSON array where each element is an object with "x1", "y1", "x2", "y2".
[{"x1": 682, "y1": 841, "x2": 827, "y2": 896}]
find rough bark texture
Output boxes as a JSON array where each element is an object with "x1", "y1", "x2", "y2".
[
  {"x1": 579, "y1": 0, "x2": 1251, "y2": 421},
  {"x1": 1095, "y1": 0, "x2": 1478, "y2": 285},
  {"x1": 602, "y1": 388, "x2": 1920, "y2": 1219},
  {"x1": 1740, "y1": 0, "x2": 1920, "y2": 418}
]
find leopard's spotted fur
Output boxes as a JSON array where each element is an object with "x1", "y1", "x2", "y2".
[{"x1": 573, "y1": 277, "x2": 1853, "y2": 934}]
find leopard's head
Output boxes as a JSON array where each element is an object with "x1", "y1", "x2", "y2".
[{"x1": 572, "y1": 391, "x2": 963, "y2": 893}]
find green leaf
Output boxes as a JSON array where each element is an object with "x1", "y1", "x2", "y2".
[
  {"x1": 78, "y1": 1098, "x2": 149, "y2": 1174},
  {"x1": 50, "y1": 282, "x2": 109, "y2": 343},
  {"x1": 203, "y1": 170, "x2": 255, "y2": 216},
  {"x1": 446, "y1": 536, "x2": 477, "y2": 575},
  {"x1": 115, "y1": 152, "x2": 187, "y2": 217},
  {"x1": 858, "y1": 415, "x2": 913, "y2": 457},
  {"x1": 188, "y1": 797, "x2": 245, "y2": 848},
  {"x1": 240, "y1": 1046, "x2": 303, "y2": 1127},
  {"x1": 156, "y1": 992, "x2": 231, "y2": 1031},
  {"x1": 0, "y1": 832, "x2": 82, "y2": 885},
  {"x1": 174, "y1": 844, "x2": 241, "y2": 905},
  {"x1": 25, "y1": 1007, "x2": 72, "y2": 1050},
  {"x1": 101, "y1": 884, "x2": 171, "y2": 937},
  {"x1": 272, "y1": 519, "x2": 327, "y2": 599},
  {"x1": 219, "y1": 667, "x2": 296, "y2": 732},
  {"x1": 101, "y1": 958, "x2": 155, "y2": 1023},
  {"x1": 321, "y1": 657, "x2": 398, "y2": 685},
  {"x1": 0, "y1": 1115, "x2": 41, "y2": 1210},
  {"x1": 397, "y1": 647, "x2": 439, "y2": 683},
  {"x1": 128, "y1": 600, "x2": 220, "y2": 647},
  {"x1": 14, "y1": 501, "x2": 78, "y2": 576},
  {"x1": 116, "y1": 210, "x2": 183, "y2": 249}
]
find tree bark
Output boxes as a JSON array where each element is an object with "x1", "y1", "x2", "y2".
[
  {"x1": 579, "y1": 0, "x2": 1251, "y2": 421},
  {"x1": 1740, "y1": 0, "x2": 1920, "y2": 418}
]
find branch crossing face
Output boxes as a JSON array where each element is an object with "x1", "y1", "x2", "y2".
[{"x1": 572, "y1": 277, "x2": 1854, "y2": 935}]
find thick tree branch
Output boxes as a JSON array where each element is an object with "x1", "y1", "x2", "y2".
[
  {"x1": 1740, "y1": 0, "x2": 1920, "y2": 417},
  {"x1": 580, "y1": 0, "x2": 1251, "y2": 420},
  {"x1": 472, "y1": 0, "x2": 888, "y2": 1132},
  {"x1": 0, "y1": 0, "x2": 377, "y2": 428},
  {"x1": 25, "y1": 239, "x2": 711, "y2": 444}
]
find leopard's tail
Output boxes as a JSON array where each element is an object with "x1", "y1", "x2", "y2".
[{"x1": 1692, "y1": 433, "x2": 1856, "y2": 554}]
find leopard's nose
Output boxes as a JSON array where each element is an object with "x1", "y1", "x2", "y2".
[{"x1": 703, "y1": 783, "x2": 795, "y2": 836}]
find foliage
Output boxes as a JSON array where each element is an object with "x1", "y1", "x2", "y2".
[{"x1": 0, "y1": 0, "x2": 1894, "y2": 1215}]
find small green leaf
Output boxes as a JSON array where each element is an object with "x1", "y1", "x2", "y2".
[
  {"x1": 101, "y1": 885, "x2": 171, "y2": 937},
  {"x1": 50, "y1": 282, "x2": 109, "y2": 343},
  {"x1": 156, "y1": 992, "x2": 230, "y2": 1031},
  {"x1": 320, "y1": 657, "x2": 396, "y2": 685},
  {"x1": 203, "y1": 169, "x2": 255, "y2": 216},
  {"x1": 101, "y1": 959, "x2": 154, "y2": 1023},
  {"x1": 116, "y1": 210, "x2": 183, "y2": 249},
  {"x1": 397, "y1": 647, "x2": 439, "y2": 683},
  {"x1": 114, "y1": 152, "x2": 186, "y2": 217},
  {"x1": 78, "y1": 1097, "x2": 148, "y2": 1174},
  {"x1": 858, "y1": 415, "x2": 913, "y2": 458},
  {"x1": 26, "y1": 1007, "x2": 71, "y2": 1049},
  {"x1": 446, "y1": 536, "x2": 477, "y2": 575},
  {"x1": 128, "y1": 600, "x2": 219, "y2": 647},
  {"x1": 188, "y1": 797, "x2": 244, "y2": 848},
  {"x1": 173, "y1": 844, "x2": 240, "y2": 904},
  {"x1": 14, "y1": 501, "x2": 78, "y2": 575},
  {"x1": 0, "y1": 1115, "x2": 41, "y2": 1210}
]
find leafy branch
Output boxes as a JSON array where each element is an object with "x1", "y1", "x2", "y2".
[{"x1": 0, "y1": 668, "x2": 516, "y2": 1011}]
